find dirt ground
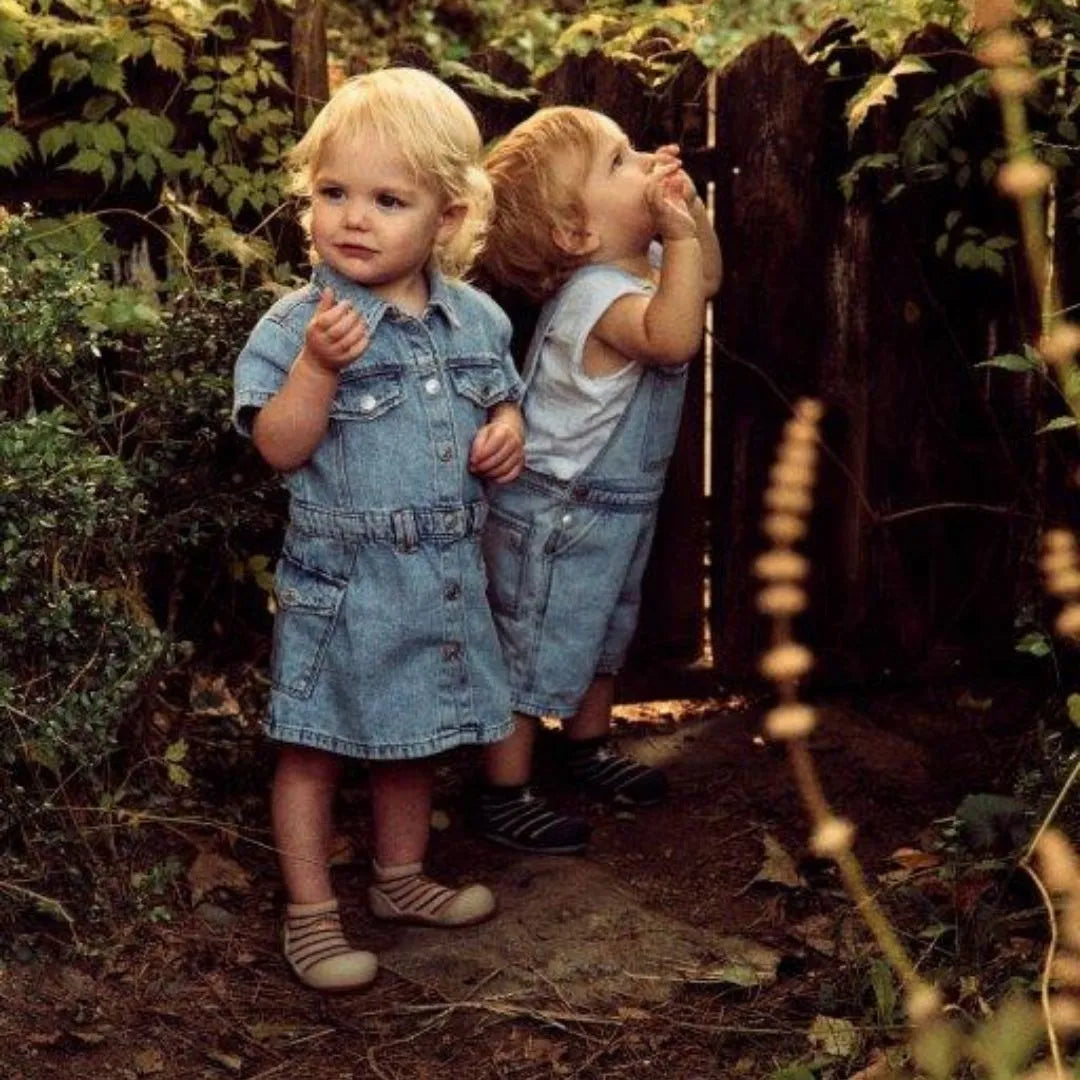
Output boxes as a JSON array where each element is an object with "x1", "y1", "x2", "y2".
[{"x1": 0, "y1": 673, "x2": 1050, "y2": 1080}]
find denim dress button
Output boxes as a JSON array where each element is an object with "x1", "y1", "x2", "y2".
[
  {"x1": 437, "y1": 443, "x2": 453, "y2": 462},
  {"x1": 442, "y1": 642, "x2": 461, "y2": 660},
  {"x1": 445, "y1": 582, "x2": 461, "y2": 601},
  {"x1": 561, "y1": 513, "x2": 573, "y2": 526},
  {"x1": 424, "y1": 377, "x2": 441, "y2": 395},
  {"x1": 359, "y1": 394, "x2": 376, "y2": 413}
]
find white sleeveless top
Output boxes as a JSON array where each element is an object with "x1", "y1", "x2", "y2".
[{"x1": 523, "y1": 257, "x2": 656, "y2": 481}]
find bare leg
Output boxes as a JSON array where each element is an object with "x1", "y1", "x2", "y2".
[
  {"x1": 481, "y1": 711, "x2": 537, "y2": 786},
  {"x1": 369, "y1": 758, "x2": 433, "y2": 867},
  {"x1": 368, "y1": 757, "x2": 495, "y2": 926},
  {"x1": 272, "y1": 745, "x2": 343, "y2": 905},
  {"x1": 473, "y1": 710, "x2": 590, "y2": 854},
  {"x1": 562, "y1": 674, "x2": 615, "y2": 742}
]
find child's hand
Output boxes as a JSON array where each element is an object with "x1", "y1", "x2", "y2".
[
  {"x1": 645, "y1": 156, "x2": 697, "y2": 242},
  {"x1": 469, "y1": 420, "x2": 524, "y2": 484},
  {"x1": 304, "y1": 289, "x2": 369, "y2": 373},
  {"x1": 653, "y1": 144, "x2": 699, "y2": 208}
]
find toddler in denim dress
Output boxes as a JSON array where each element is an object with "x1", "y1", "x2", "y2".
[
  {"x1": 232, "y1": 69, "x2": 525, "y2": 992},
  {"x1": 470, "y1": 106, "x2": 723, "y2": 855}
]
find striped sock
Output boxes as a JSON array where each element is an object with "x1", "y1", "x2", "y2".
[
  {"x1": 283, "y1": 898, "x2": 377, "y2": 991},
  {"x1": 368, "y1": 861, "x2": 495, "y2": 927}
]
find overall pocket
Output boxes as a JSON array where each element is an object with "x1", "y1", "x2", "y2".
[
  {"x1": 641, "y1": 364, "x2": 688, "y2": 472},
  {"x1": 481, "y1": 507, "x2": 529, "y2": 616},
  {"x1": 271, "y1": 555, "x2": 347, "y2": 699}
]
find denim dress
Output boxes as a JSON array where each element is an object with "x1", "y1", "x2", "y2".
[
  {"x1": 233, "y1": 263, "x2": 523, "y2": 759},
  {"x1": 482, "y1": 263, "x2": 688, "y2": 719}
]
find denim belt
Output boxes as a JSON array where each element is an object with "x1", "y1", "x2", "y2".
[{"x1": 290, "y1": 500, "x2": 488, "y2": 551}]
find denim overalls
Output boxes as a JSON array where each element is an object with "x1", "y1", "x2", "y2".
[
  {"x1": 233, "y1": 263, "x2": 523, "y2": 759},
  {"x1": 482, "y1": 263, "x2": 688, "y2": 719}
]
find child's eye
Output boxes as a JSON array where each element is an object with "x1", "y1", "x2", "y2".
[
  {"x1": 611, "y1": 151, "x2": 624, "y2": 170},
  {"x1": 376, "y1": 192, "x2": 405, "y2": 210},
  {"x1": 318, "y1": 185, "x2": 345, "y2": 202}
]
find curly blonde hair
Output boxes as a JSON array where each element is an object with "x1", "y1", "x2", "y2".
[
  {"x1": 481, "y1": 107, "x2": 607, "y2": 301},
  {"x1": 287, "y1": 68, "x2": 492, "y2": 279}
]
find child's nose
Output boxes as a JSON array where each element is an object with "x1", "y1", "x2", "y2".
[{"x1": 344, "y1": 201, "x2": 369, "y2": 228}]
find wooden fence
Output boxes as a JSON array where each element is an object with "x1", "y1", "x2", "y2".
[
  {"x1": 7, "y1": 13, "x2": 1071, "y2": 690},
  {"x1": 466, "y1": 25, "x2": 1069, "y2": 688}
]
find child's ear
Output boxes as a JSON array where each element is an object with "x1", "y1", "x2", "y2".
[
  {"x1": 552, "y1": 221, "x2": 599, "y2": 257},
  {"x1": 437, "y1": 201, "x2": 468, "y2": 242}
]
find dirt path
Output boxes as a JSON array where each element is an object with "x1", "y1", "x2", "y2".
[{"x1": 1, "y1": 681, "x2": 1035, "y2": 1079}]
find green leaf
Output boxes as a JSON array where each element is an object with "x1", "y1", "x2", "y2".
[
  {"x1": 89, "y1": 56, "x2": 126, "y2": 96},
  {"x1": 63, "y1": 147, "x2": 106, "y2": 174},
  {"x1": 0, "y1": 126, "x2": 32, "y2": 170},
  {"x1": 1015, "y1": 630, "x2": 1052, "y2": 656},
  {"x1": 975, "y1": 352, "x2": 1045, "y2": 374},
  {"x1": 150, "y1": 33, "x2": 185, "y2": 74},
  {"x1": 49, "y1": 51, "x2": 91, "y2": 90},
  {"x1": 1066, "y1": 694, "x2": 1080, "y2": 726},
  {"x1": 202, "y1": 223, "x2": 273, "y2": 269},
  {"x1": 82, "y1": 94, "x2": 117, "y2": 122},
  {"x1": 166, "y1": 762, "x2": 191, "y2": 787},
  {"x1": 1036, "y1": 415, "x2": 1080, "y2": 434},
  {"x1": 955, "y1": 239, "x2": 983, "y2": 269},
  {"x1": 117, "y1": 108, "x2": 174, "y2": 153},
  {"x1": 164, "y1": 738, "x2": 188, "y2": 763},
  {"x1": 94, "y1": 121, "x2": 125, "y2": 154},
  {"x1": 134, "y1": 151, "x2": 157, "y2": 185}
]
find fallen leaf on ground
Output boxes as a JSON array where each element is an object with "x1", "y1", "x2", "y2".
[
  {"x1": 187, "y1": 851, "x2": 251, "y2": 906},
  {"x1": 808, "y1": 1015, "x2": 861, "y2": 1058},
  {"x1": 134, "y1": 1048, "x2": 166, "y2": 1075},
  {"x1": 845, "y1": 1049, "x2": 892, "y2": 1080},
  {"x1": 738, "y1": 832, "x2": 805, "y2": 893},
  {"x1": 189, "y1": 674, "x2": 241, "y2": 717},
  {"x1": 206, "y1": 1049, "x2": 243, "y2": 1073}
]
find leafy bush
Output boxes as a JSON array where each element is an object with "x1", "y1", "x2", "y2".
[{"x1": 0, "y1": 209, "x2": 274, "y2": 838}]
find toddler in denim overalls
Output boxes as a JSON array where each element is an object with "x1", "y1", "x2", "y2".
[
  {"x1": 232, "y1": 69, "x2": 525, "y2": 991},
  {"x1": 471, "y1": 106, "x2": 723, "y2": 854}
]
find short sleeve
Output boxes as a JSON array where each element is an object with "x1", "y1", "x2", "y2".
[
  {"x1": 492, "y1": 306, "x2": 525, "y2": 405},
  {"x1": 466, "y1": 285, "x2": 526, "y2": 405},
  {"x1": 231, "y1": 315, "x2": 302, "y2": 437},
  {"x1": 544, "y1": 265, "x2": 652, "y2": 372}
]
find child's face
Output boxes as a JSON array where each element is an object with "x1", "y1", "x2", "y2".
[
  {"x1": 554, "y1": 115, "x2": 657, "y2": 262},
  {"x1": 309, "y1": 128, "x2": 461, "y2": 304}
]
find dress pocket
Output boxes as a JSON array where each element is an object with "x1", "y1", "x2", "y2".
[
  {"x1": 448, "y1": 355, "x2": 513, "y2": 409},
  {"x1": 271, "y1": 555, "x2": 347, "y2": 699},
  {"x1": 641, "y1": 363, "x2": 688, "y2": 472},
  {"x1": 481, "y1": 508, "x2": 528, "y2": 616},
  {"x1": 333, "y1": 369, "x2": 405, "y2": 421}
]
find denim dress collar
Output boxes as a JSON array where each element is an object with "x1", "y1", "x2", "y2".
[{"x1": 311, "y1": 261, "x2": 462, "y2": 331}]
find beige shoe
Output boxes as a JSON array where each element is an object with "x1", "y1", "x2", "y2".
[
  {"x1": 368, "y1": 861, "x2": 496, "y2": 927},
  {"x1": 283, "y1": 898, "x2": 378, "y2": 991}
]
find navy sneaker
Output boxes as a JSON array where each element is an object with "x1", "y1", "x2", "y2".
[
  {"x1": 471, "y1": 785, "x2": 589, "y2": 855},
  {"x1": 565, "y1": 738, "x2": 669, "y2": 806}
]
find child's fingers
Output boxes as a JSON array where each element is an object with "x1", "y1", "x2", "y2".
[
  {"x1": 319, "y1": 300, "x2": 360, "y2": 340},
  {"x1": 335, "y1": 318, "x2": 369, "y2": 360}
]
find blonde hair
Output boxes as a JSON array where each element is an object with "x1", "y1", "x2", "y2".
[
  {"x1": 287, "y1": 68, "x2": 492, "y2": 279},
  {"x1": 482, "y1": 107, "x2": 607, "y2": 301}
]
